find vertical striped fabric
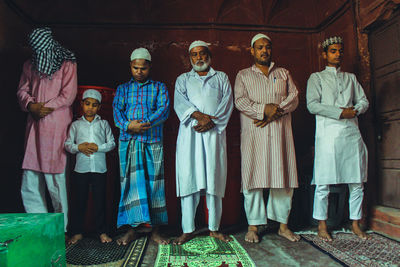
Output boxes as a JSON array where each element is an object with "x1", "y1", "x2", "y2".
[{"x1": 234, "y1": 63, "x2": 299, "y2": 190}]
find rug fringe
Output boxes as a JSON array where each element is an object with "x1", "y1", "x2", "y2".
[{"x1": 295, "y1": 228, "x2": 374, "y2": 235}]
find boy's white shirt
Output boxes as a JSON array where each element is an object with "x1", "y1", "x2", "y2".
[{"x1": 65, "y1": 114, "x2": 115, "y2": 173}]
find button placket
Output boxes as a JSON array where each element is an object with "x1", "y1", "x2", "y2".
[{"x1": 89, "y1": 123, "x2": 95, "y2": 172}]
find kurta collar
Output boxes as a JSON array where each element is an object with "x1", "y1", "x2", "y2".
[
  {"x1": 189, "y1": 66, "x2": 216, "y2": 78},
  {"x1": 251, "y1": 62, "x2": 275, "y2": 75},
  {"x1": 81, "y1": 114, "x2": 101, "y2": 123},
  {"x1": 130, "y1": 77, "x2": 152, "y2": 86},
  {"x1": 324, "y1": 66, "x2": 341, "y2": 73}
]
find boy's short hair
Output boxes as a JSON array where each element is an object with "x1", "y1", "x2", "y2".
[{"x1": 82, "y1": 89, "x2": 102, "y2": 103}]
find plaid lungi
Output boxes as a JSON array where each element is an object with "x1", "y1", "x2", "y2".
[{"x1": 117, "y1": 139, "x2": 168, "y2": 227}]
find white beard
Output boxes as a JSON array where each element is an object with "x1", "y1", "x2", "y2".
[{"x1": 191, "y1": 57, "x2": 211, "y2": 72}]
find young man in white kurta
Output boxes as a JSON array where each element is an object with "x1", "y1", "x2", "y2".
[
  {"x1": 234, "y1": 33, "x2": 300, "y2": 243},
  {"x1": 306, "y1": 36, "x2": 370, "y2": 241},
  {"x1": 174, "y1": 40, "x2": 234, "y2": 245}
]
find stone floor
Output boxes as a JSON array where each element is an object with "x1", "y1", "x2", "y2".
[{"x1": 139, "y1": 226, "x2": 343, "y2": 267}]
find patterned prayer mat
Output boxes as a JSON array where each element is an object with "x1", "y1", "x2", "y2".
[
  {"x1": 155, "y1": 235, "x2": 256, "y2": 267},
  {"x1": 301, "y1": 232, "x2": 400, "y2": 266},
  {"x1": 66, "y1": 236, "x2": 147, "y2": 267}
]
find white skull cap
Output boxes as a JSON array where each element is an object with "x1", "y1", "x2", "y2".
[
  {"x1": 130, "y1": 47, "x2": 151, "y2": 62},
  {"x1": 189, "y1": 40, "x2": 209, "y2": 52},
  {"x1": 82, "y1": 89, "x2": 102, "y2": 103},
  {"x1": 251, "y1": 33, "x2": 272, "y2": 47}
]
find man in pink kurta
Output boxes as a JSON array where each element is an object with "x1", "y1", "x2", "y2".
[
  {"x1": 16, "y1": 28, "x2": 77, "y2": 231},
  {"x1": 234, "y1": 33, "x2": 299, "y2": 243}
]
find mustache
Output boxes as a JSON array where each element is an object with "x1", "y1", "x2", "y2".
[{"x1": 194, "y1": 60, "x2": 206, "y2": 66}]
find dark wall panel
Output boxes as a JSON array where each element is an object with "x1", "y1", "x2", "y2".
[{"x1": 0, "y1": 0, "x2": 31, "y2": 213}]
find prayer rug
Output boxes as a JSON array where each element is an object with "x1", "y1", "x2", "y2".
[
  {"x1": 300, "y1": 232, "x2": 400, "y2": 266},
  {"x1": 66, "y1": 236, "x2": 147, "y2": 267},
  {"x1": 154, "y1": 235, "x2": 256, "y2": 267}
]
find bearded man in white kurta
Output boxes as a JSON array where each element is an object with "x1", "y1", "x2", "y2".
[
  {"x1": 235, "y1": 34, "x2": 300, "y2": 243},
  {"x1": 307, "y1": 36, "x2": 370, "y2": 241},
  {"x1": 174, "y1": 40, "x2": 234, "y2": 245}
]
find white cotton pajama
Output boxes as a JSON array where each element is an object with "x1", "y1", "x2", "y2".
[
  {"x1": 21, "y1": 169, "x2": 68, "y2": 231},
  {"x1": 313, "y1": 183, "x2": 364, "y2": 221},
  {"x1": 181, "y1": 192, "x2": 222, "y2": 233},
  {"x1": 243, "y1": 188, "x2": 294, "y2": 225}
]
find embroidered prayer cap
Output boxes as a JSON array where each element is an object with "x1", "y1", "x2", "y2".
[
  {"x1": 322, "y1": 36, "x2": 343, "y2": 49},
  {"x1": 130, "y1": 48, "x2": 151, "y2": 62},
  {"x1": 82, "y1": 89, "x2": 102, "y2": 103},
  {"x1": 251, "y1": 33, "x2": 272, "y2": 47},
  {"x1": 188, "y1": 40, "x2": 209, "y2": 52}
]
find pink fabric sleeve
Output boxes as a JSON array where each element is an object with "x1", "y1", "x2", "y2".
[
  {"x1": 16, "y1": 61, "x2": 35, "y2": 112},
  {"x1": 46, "y1": 61, "x2": 78, "y2": 110}
]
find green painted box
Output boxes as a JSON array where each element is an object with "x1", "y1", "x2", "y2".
[{"x1": 0, "y1": 213, "x2": 66, "y2": 267}]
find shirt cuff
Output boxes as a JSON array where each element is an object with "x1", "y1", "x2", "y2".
[
  {"x1": 123, "y1": 121, "x2": 130, "y2": 132},
  {"x1": 24, "y1": 98, "x2": 36, "y2": 112},
  {"x1": 98, "y1": 144, "x2": 106, "y2": 152},
  {"x1": 257, "y1": 104, "x2": 265, "y2": 120},
  {"x1": 334, "y1": 108, "x2": 343, "y2": 119},
  {"x1": 71, "y1": 144, "x2": 79, "y2": 154},
  {"x1": 182, "y1": 107, "x2": 198, "y2": 124}
]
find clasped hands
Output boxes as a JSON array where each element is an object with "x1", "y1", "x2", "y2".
[
  {"x1": 127, "y1": 120, "x2": 151, "y2": 134},
  {"x1": 191, "y1": 111, "x2": 217, "y2": 132},
  {"x1": 78, "y1": 142, "x2": 98, "y2": 157},
  {"x1": 28, "y1": 102, "x2": 54, "y2": 120},
  {"x1": 340, "y1": 106, "x2": 357, "y2": 119},
  {"x1": 253, "y1": 103, "x2": 284, "y2": 128}
]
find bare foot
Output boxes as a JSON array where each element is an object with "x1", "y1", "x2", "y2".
[
  {"x1": 210, "y1": 231, "x2": 232, "y2": 242},
  {"x1": 318, "y1": 220, "x2": 332, "y2": 242},
  {"x1": 352, "y1": 221, "x2": 371, "y2": 240},
  {"x1": 151, "y1": 228, "x2": 169, "y2": 245},
  {"x1": 245, "y1": 225, "x2": 259, "y2": 243},
  {"x1": 173, "y1": 233, "x2": 194, "y2": 245},
  {"x1": 278, "y1": 224, "x2": 300, "y2": 242},
  {"x1": 100, "y1": 233, "x2": 112, "y2": 243},
  {"x1": 117, "y1": 229, "x2": 136, "y2": 245},
  {"x1": 68, "y1": 234, "x2": 83, "y2": 245}
]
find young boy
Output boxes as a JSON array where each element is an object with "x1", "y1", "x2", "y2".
[
  {"x1": 112, "y1": 48, "x2": 170, "y2": 245},
  {"x1": 306, "y1": 36, "x2": 370, "y2": 241},
  {"x1": 65, "y1": 89, "x2": 116, "y2": 244}
]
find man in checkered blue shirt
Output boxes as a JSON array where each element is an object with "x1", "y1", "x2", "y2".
[{"x1": 113, "y1": 48, "x2": 170, "y2": 245}]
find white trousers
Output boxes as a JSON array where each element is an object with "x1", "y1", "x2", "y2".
[
  {"x1": 243, "y1": 188, "x2": 294, "y2": 225},
  {"x1": 21, "y1": 169, "x2": 68, "y2": 231},
  {"x1": 181, "y1": 192, "x2": 222, "y2": 233},
  {"x1": 313, "y1": 183, "x2": 364, "y2": 221}
]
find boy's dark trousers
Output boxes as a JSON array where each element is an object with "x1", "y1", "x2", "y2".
[{"x1": 69, "y1": 171, "x2": 107, "y2": 235}]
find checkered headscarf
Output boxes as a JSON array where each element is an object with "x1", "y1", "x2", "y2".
[{"x1": 29, "y1": 27, "x2": 76, "y2": 77}]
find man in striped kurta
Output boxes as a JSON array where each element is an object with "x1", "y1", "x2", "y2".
[
  {"x1": 234, "y1": 33, "x2": 300, "y2": 243},
  {"x1": 113, "y1": 48, "x2": 170, "y2": 245}
]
